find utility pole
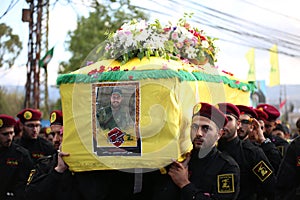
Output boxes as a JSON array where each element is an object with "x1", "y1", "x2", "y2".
[{"x1": 22, "y1": 0, "x2": 49, "y2": 109}]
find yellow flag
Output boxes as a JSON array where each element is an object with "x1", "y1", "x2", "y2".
[
  {"x1": 268, "y1": 44, "x2": 280, "y2": 86},
  {"x1": 246, "y1": 48, "x2": 256, "y2": 82}
]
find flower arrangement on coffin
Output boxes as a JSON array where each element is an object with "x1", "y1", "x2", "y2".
[{"x1": 98, "y1": 13, "x2": 218, "y2": 65}]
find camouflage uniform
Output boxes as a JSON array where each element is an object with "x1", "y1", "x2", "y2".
[{"x1": 97, "y1": 106, "x2": 133, "y2": 131}]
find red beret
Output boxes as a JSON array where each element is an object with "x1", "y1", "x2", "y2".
[
  {"x1": 193, "y1": 102, "x2": 228, "y2": 129},
  {"x1": 0, "y1": 114, "x2": 17, "y2": 128},
  {"x1": 50, "y1": 110, "x2": 63, "y2": 125},
  {"x1": 254, "y1": 108, "x2": 268, "y2": 122},
  {"x1": 40, "y1": 127, "x2": 52, "y2": 134},
  {"x1": 236, "y1": 105, "x2": 258, "y2": 119},
  {"x1": 217, "y1": 103, "x2": 240, "y2": 119},
  {"x1": 14, "y1": 120, "x2": 21, "y2": 133},
  {"x1": 17, "y1": 108, "x2": 42, "y2": 123},
  {"x1": 256, "y1": 104, "x2": 280, "y2": 121}
]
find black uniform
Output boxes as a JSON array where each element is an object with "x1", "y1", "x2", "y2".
[
  {"x1": 276, "y1": 136, "x2": 300, "y2": 200},
  {"x1": 0, "y1": 143, "x2": 34, "y2": 199},
  {"x1": 25, "y1": 154, "x2": 79, "y2": 200},
  {"x1": 252, "y1": 139, "x2": 282, "y2": 173},
  {"x1": 73, "y1": 169, "x2": 137, "y2": 200},
  {"x1": 153, "y1": 147, "x2": 240, "y2": 200},
  {"x1": 218, "y1": 137, "x2": 276, "y2": 200},
  {"x1": 269, "y1": 135, "x2": 289, "y2": 157},
  {"x1": 14, "y1": 137, "x2": 56, "y2": 163}
]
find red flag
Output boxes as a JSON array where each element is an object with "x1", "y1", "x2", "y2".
[{"x1": 279, "y1": 99, "x2": 286, "y2": 109}]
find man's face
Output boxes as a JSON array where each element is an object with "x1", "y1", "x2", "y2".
[
  {"x1": 190, "y1": 115, "x2": 220, "y2": 150},
  {"x1": 264, "y1": 121, "x2": 276, "y2": 135},
  {"x1": 22, "y1": 120, "x2": 41, "y2": 139},
  {"x1": 237, "y1": 114, "x2": 252, "y2": 140},
  {"x1": 272, "y1": 130, "x2": 285, "y2": 140},
  {"x1": 0, "y1": 127, "x2": 14, "y2": 148},
  {"x1": 51, "y1": 124, "x2": 63, "y2": 150},
  {"x1": 110, "y1": 93, "x2": 122, "y2": 109},
  {"x1": 221, "y1": 115, "x2": 238, "y2": 141}
]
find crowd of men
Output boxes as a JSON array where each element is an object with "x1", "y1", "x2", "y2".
[{"x1": 1, "y1": 100, "x2": 300, "y2": 200}]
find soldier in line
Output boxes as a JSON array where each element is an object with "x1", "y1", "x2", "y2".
[
  {"x1": 271, "y1": 124, "x2": 289, "y2": 156},
  {"x1": 0, "y1": 114, "x2": 34, "y2": 199},
  {"x1": 217, "y1": 103, "x2": 276, "y2": 200},
  {"x1": 237, "y1": 105, "x2": 282, "y2": 173},
  {"x1": 276, "y1": 133, "x2": 300, "y2": 200},
  {"x1": 14, "y1": 108, "x2": 56, "y2": 163},
  {"x1": 25, "y1": 110, "x2": 79, "y2": 200},
  {"x1": 257, "y1": 104, "x2": 289, "y2": 158},
  {"x1": 153, "y1": 102, "x2": 240, "y2": 200}
]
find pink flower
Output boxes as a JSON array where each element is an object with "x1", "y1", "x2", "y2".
[
  {"x1": 176, "y1": 42, "x2": 183, "y2": 49},
  {"x1": 172, "y1": 32, "x2": 178, "y2": 39}
]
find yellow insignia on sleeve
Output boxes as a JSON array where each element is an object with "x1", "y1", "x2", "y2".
[
  {"x1": 27, "y1": 169, "x2": 36, "y2": 185},
  {"x1": 193, "y1": 103, "x2": 202, "y2": 115},
  {"x1": 252, "y1": 161, "x2": 273, "y2": 182},
  {"x1": 50, "y1": 112, "x2": 57, "y2": 124},
  {"x1": 0, "y1": 119, "x2": 3, "y2": 127},
  {"x1": 258, "y1": 107, "x2": 263, "y2": 111},
  {"x1": 24, "y1": 111, "x2": 32, "y2": 120},
  {"x1": 276, "y1": 146, "x2": 284, "y2": 157},
  {"x1": 217, "y1": 174, "x2": 235, "y2": 193}
]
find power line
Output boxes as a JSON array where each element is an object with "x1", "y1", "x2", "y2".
[
  {"x1": 0, "y1": 0, "x2": 20, "y2": 20},
  {"x1": 240, "y1": 0, "x2": 300, "y2": 23},
  {"x1": 134, "y1": 0, "x2": 300, "y2": 57}
]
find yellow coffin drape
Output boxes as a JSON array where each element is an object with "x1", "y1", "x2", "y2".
[{"x1": 58, "y1": 57, "x2": 251, "y2": 172}]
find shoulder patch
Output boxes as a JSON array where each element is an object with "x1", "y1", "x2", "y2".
[
  {"x1": 252, "y1": 160, "x2": 273, "y2": 182},
  {"x1": 217, "y1": 174, "x2": 235, "y2": 193}
]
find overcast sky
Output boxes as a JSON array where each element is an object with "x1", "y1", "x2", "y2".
[{"x1": 1, "y1": 0, "x2": 300, "y2": 86}]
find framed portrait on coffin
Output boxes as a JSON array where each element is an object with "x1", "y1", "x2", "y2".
[{"x1": 92, "y1": 81, "x2": 141, "y2": 156}]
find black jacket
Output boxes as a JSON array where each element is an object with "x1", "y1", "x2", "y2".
[
  {"x1": 0, "y1": 143, "x2": 33, "y2": 200},
  {"x1": 153, "y1": 147, "x2": 240, "y2": 200},
  {"x1": 218, "y1": 137, "x2": 276, "y2": 200},
  {"x1": 276, "y1": 136, "x2": 300, "y2": 200}
]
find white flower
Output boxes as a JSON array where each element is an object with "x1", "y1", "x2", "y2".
[
  {"x1": 102, "y1": 16, "x2": 217, "y2": 65},
  {"x1": 185, "y1": 46, "x2": 199, "y2": 58},
  {"x1": 202, "y1": 40, "x2": 209, "y2": 48}
]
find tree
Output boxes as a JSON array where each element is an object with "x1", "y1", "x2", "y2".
[
  {"x1": 0, "y1": 86, "x2": 24, "y2": 115},
  {"x1": 0, "y1": 23, "x2": 22, "y2": 68},
  {"x1": 60, "y1": 0, "x2": 148, "y2": 73}
]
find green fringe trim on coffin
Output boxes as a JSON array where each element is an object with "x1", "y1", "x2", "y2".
[{"x1": 56, "y1": 70, "x2": 256, "y2": 92}]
